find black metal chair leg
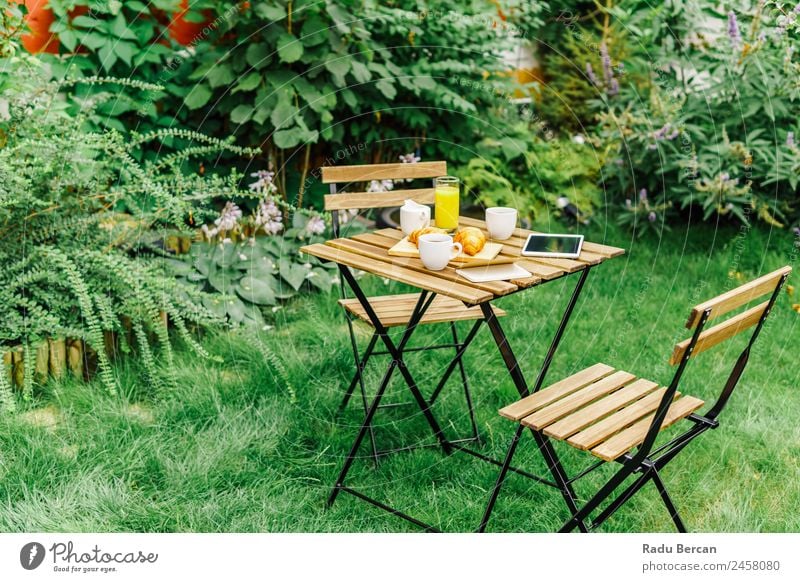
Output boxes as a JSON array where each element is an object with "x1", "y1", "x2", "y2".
[
  {"x1": 559, "y1": 463, "x2": 636, "y2": 532},
  {"x1": 338, "y1": 331, "x2": 378, "y2": 412},
  {"x1": 327, "y1": 357, "x2": 398, "y2": 507},
  {"x1": 652, "y1": 468, "x2": 687, "y2": 532},
  {"x1": 451, "y1": 322, "x2": 480, "y2": 443},
  {"x1": 477, "y1": 423, "x2": 524, "y2": 532}
]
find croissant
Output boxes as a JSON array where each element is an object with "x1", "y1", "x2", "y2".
[
  {"x1": 453, "y1": 227, "x2": 487, "y2": 256},
  {"x1": 408, "y1": 226, "x2": 447, "y2": 246}
]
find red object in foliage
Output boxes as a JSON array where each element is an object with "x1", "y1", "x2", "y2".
[
  {"x1": 168, "y1": 0, "x2": 214, "y2": 46},
  {"x1": 16, "y1": 0, "x2": 59, "y2": 54}
]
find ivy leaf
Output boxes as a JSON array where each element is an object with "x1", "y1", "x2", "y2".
[
  {"x1": 277, "y1": 33, "x2": 304, "y2": 63},
  {"x1": 255, "y1": 4, "x2": 286, "y2": 20},
  {"x1": 230, "y1": 104, "x2": 254, "y2": 124},
  {"x1": 208, "y1": 65, "x2": 235, "y2": 88},
  {"x1": 236, "y1": 275, "x2": 277, "y2": 306},
  {"x1": 350, "y1": 60, "x2": 372, "y2": 83},
  {"x1": 325, "y1": 58, "x2": 350, "y2": 87},
  {"x1": 78, "y1": 31, "x2": 108, "y2": 50},
  {"x1": 233, "y1": 72, "x2": 262, "y2": 94},
  {"x1": 185, "y1": 84, "x2": 213, "y2": 110},
  {"x1": 71, "y1": 15, "x2": 102, "y2": 28},
  {"x1": 307, "y1": 268, "x2": 332, "y2": 292},
  {"x1": 300, "y1": 15, "x2": 329, "y2": 46},
  {"x1": 115, "y1": 41, "x2": 136, "y2": 66},
  {"x1": 270, "y1": 99, "x2": 298, "y2": 129},
  {"x1": 245, "y1": 43, "x2": 271, "y2": 69},
  {"x1": 225, "y1": 296, "x2": 247, "y2": 324},
  {"x1": 375, "y1": 78, "x2": 397, "y2": 99},
  {"x1": 60, "y1": 29, "x2": 78, "y2": 52},
  {"x1": 273, "y1": 128, "x2": 303, "y2": 149},
  {"x1": 279, "y1": 261, "x2": 308, "y2": 291},
  {"x1": 97, "y1": 43, "x2": 118, "y2": 71},
  {"x1": 110, "y1": 13, "x2": 138, "y2": 40}
]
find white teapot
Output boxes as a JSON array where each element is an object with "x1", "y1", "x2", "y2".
[{"x1": 399, "y1": 199, "x2": 431, "y2": 235}]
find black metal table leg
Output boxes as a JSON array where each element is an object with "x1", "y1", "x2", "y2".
[{"x1": 477, "y1": 268, "x2": 593, "y2": 532}]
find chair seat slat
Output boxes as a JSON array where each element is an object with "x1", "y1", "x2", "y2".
[
  {"x1": 590, "y1": 396, "x2": 705, "y2": 462},
  {"x1": 521, "y1": 371, "x2": 636, "y2": 430},
  {"x1": 543, "y1": 379, "x2": 659, "y2": 440},
  {"x1": 498, "y1": 363, "x2": 615, "y2": 421}
]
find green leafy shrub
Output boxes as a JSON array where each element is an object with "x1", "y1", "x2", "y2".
[
  {"x1": 172, "y1": 191, "x2": 339, "y2": 327},
  {"x1": 41, "y1": 0, "x2": 544, "y2": 208},
  {"x1": 0, "y1": 52, "x2": 256, "y2": 405},
  {"x1": 537, "y1": 0, "x2": 800, "y2": 230},
  {"x1": 458, "y1": 122, "x2": 603, "y2": 222}
]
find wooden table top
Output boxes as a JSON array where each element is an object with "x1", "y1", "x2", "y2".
[{"x1": 301, "y1": 216, "x2": 625, "y2": 305}]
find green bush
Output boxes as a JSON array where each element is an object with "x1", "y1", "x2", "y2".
[
  {"x1": 41, "y1": 0, "x2": 543, "y2": 208},
  {"x1": 536, "y1": 0, "x2": 800, "y2": 230},
  {"x1": 0, "y1": 51, "x2": 258, "y2": 404}
]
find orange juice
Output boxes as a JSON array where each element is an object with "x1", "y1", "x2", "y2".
[{"x1": 435, "y1": 184, "x2": 459, "y2": 230}]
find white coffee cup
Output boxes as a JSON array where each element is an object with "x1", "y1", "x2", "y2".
[
  {"x1": 418, "y1": 233, "x2": 462, "y2": 271},
  {"x1": 485, "y1": 207, "x2": 517, "y2": 240},
  {"x1": 400, "y1": 200, "x2": 431, "y2": 235}
]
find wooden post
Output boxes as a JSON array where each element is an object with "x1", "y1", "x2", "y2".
[
  {"x1": 67, "y1": 338, "x2": 84, "y2": 377},
  {"x1": 11, "y1": 347, "x2": 24, "y2": 387},
  {"x1": 49, "y1": 338, "x2": 66, "y2": 379},
  {"x1": 104, "y1": 330, "x2": 119, "y2": 361},
  {"x1": 2, "y1": 350, "x2": 12, "y2": 387},
  {"x1": 34, "y1": 341, "x2": 49, "y2": 383}
]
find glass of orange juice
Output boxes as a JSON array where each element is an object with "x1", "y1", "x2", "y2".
[{"x1": 434, "y1": 176, "x2": 460, "y2": 230}]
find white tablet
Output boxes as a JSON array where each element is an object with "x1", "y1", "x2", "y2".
[{"x1": 521, "y1": 234, "x2": 584, "y2": 259}]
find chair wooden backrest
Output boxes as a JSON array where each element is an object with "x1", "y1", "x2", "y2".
[
  {"x1": 634, "y1": 266, "x2": 791, "y2": 461},
  {"x1": 670, "y1": 266, "x2": 792, "y2": 365},
  {"x1": 322, "y1": 161, "x2": 447, "y2": 214}
]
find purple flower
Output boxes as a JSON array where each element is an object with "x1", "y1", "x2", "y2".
[
  {"x1": 608, "y1": 78, "x2": 619, "y2": 96},
  {"x1": 648, "y1": 211, "x2": 657, "y2": 222},
  {"x1": 639, "y1": 188, "x2": 648, "y2": 202},
  {"x1": 787, "y1": 131, "x2": 795, "y2": 148},
  {"x1": 367, "y1": 179, "x2": 394, "y2": 193},
  {"x1": 399, "y1": 153, "x2": 421, "y2": 164},
  {"x1": 305, "y1": 215, "x2": 326, "y2": 235},
  {"x1": 585, "y1": 62, "x2": 598, "y2": 86},
  {"x1": 727, "y1": 11, "x2": 741, "y2": 46},
  {"x1": 795, "y1": 3, "x2": 800, "y2": 14},
  {"x1": 600, "y1": 42, "x2": 613, "y2": 84},
  {"x1": 254, "y1": 196, "x2": 283, "y2": 235},
  {"x1": 249, "y1": 170, "x2": 277, "y2": 195}
]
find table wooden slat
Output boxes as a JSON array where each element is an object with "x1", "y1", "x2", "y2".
[
  {"x1": 362, "y1": 230, "x2": 541, "y2": 288},
  {"x1": 300, "y1": 243, "x2": 493, "y2": 304},
  {"x1": 457, "y1": 216, "x2": 625, "y2": 259},
  {"x1": 325, "y1": 238, "x2": 523, "y2": 296}
]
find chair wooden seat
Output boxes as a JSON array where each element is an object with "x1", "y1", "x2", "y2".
[
  {"x1": 339, "y1": 293, "x2": 506, "y2": 328},
  {"x1": 499, "y1": 363, "x2": 705, "y2": 462}
]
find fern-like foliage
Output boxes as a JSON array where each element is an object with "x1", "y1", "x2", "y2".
[{"x1": 0, "y1": 52, "x2": 252, "y2": 404}]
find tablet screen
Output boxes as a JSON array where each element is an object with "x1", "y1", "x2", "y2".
[{"x1": 524, "y1": 235, "x2": 582, "y2": 255}]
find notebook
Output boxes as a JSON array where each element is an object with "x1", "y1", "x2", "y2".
[{"x1": 455, "y1": 263, "x2": 532, "y2": 283}]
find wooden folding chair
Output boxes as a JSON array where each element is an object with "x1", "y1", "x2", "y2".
[
  {"x1": 323, "y1": 162, "x2": 506, "y2": 460},
  {"x1": 479, "y1": 266, "x2": 791, "y2": 532}
]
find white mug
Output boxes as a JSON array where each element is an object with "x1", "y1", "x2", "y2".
[
  {"x1": 400, "y1": 203, "x2": 431, "y2": 235},
  {"x1": 485, "y1": 207, "x2": 518, "y2": 240},
  {"x1": 418, "y1": 233, "x2": 462, "y2": 271}
]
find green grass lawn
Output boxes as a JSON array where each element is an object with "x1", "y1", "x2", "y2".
[{"x1": 1, "y1": 221, "x2": 799, "y2": 533}]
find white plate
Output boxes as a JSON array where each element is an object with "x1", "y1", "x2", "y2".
[{"x1": 456, "y1": 263, "x2": 531, "y2": 283}]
